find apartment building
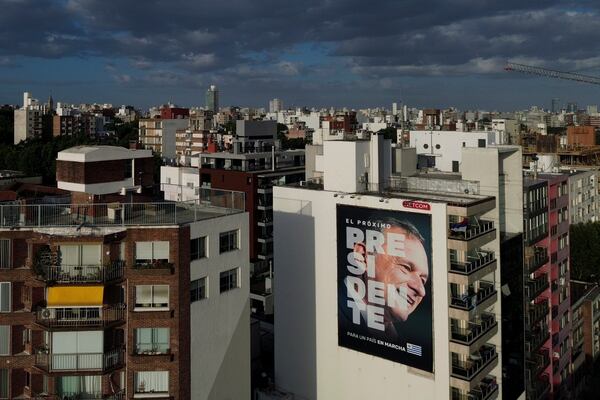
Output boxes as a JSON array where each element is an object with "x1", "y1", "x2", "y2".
[
  {"x1": 523, "y1": 172, "x2": 572, "y2": 399},
  {"x1": 198, "y1": 120, "x2": 304, "y2": 315},
  {"x1": 138, "y1": 119, "x2": 188, "y2": 159},
  {"x1": 272, "y1": 135, "x2": 524, "y2": 400},
  {"x1": 14, "y1": 93, "x2": 47, "y2": 145},
  {"x1": 567, "y1": 169, "x2": 600, "y2": 224},
  {"x1": 570, "y1": 280, "x2": 600, "y2": 398},
  {"x1": 0, "y1": 146, "x2": 250, "y2": 400}
]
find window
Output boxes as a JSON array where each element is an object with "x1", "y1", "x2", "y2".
[
  {"x1": 59, "y1": 244, "x2": 102, "y2": 267},
  {"x1": 135, "y1": 285, "x2": 169, "y2": 310},
  {"x1": 0, "y1": 369, "x2": 8, "y2": 398},
  {"x1": 0, "y1": 283, "x2": 10, "y2": 313},
  {"x1": 0, "y1": 240, "x2": 10, "y2": 269},
  {"x1": 0, "y1": 326, "x2": 9, "y2": 355},
  {"x1": 134, "y1": 371, "x2": 169, "y2": 395},
  {"x1": 478, "y1": 139, "x2": 486, "y2": 148},
  {"x1": 191, "y1": 278, "x2": 207, "y2": 302},
  {"x1": 124, "y1": 159, "x2": 132, "y2": 179},
  {"x1": 220, "y1": 268, "x2": 239, "y2": 293},
  {"x1": 56, "y1": 376, "x2": 101, "y2": 397},
  {"x1": 190, "y1": 237, "x2": 207, "y2": 260},
  {"x1": 135, "y1": 241, "x2": 169, "y2": 265},
  {"x1": 135, "y1": 328, "x2": 170, "y2": 354},
  {"x1": 219, "y1": 230, "x2": 239, "y2": 253}
]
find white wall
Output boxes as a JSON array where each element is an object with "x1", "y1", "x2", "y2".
[
  {"x1": 274, "y1": 187, "x2": 450, "y2": 400},
  {"x1": 409, "y1": 130, "x2": 497, "y2": 172},
  {"x1": 189, "y1": 211, "x2": 251, "y2": 400}
]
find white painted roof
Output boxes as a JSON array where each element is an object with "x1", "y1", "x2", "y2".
[{"x1": 57, "y1": 146, "x2": 153, "y2": 162}]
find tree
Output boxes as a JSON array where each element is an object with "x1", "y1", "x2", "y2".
[
  {"x1": 570, "y1": 222, "x2": 600, "y2": 282},
  {"x1": 376, "y1": 127, "x2": 398, "y2": 143}
]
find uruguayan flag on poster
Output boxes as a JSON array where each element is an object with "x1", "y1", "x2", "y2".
[{"x1": 406, "y1": 343, "x2": 422, "y2": 356}]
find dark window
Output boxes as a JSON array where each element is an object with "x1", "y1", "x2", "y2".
[
  {"x1": 220, "y1": 269, "x2": 239, "y2": 293},
  {"x1": 191, "y1": 277, "x2": 207, "y2": 302},
  {"x1": 435, "y1": 144, "x2": 441, "y2": 149},
  {"x1": 452, "y1": 161, "x2": 459, "y2": 173},
  {"x1": 124, "y1": 159, "x2": 132, "y2": 179},
  {"x1": 190, "y1": 237, "x2": 207, "y2": 260},
  {"x1": 478, "y1": 139, "x2": 486, "y2": 148},
  {"x1": 219, "y1": 230, "x2": 239, "y2": 253},
  {"x1": 423, "y1": 144, "x2": 429, "y2": 149}
]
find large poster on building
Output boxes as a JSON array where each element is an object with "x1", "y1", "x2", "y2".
[{"x1": 337, "y1": 204, "x2": 433, "y2": 372}]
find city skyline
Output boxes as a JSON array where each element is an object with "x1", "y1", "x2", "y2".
[{"x1": 1, "y1": 1, "x2": 600, "y2": 109}]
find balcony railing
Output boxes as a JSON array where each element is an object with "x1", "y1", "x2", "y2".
[
  {"x1": 525, "y1": 247, "x2": 549, "y2": 274},
  {"x1": 37, "y1": 261, "x2": 125, "y2": 284},
  {"x1": 32, "y1": 391, "x2": 125, "y2": 400},
  {"x1": 134, "y1": 260, "x2": 174, "y2": 272},
  {"x1": 451, "y1": 312, "x2": 497, "y2": 345},
  {"x1": 35, "y1": 305, "x2": 126, "y2": 329},
  {"x1": 527, "y1": 373, "x2": 550, "y2": 400},
  {"x1": 526, "y1": 273, "x2": 549, "y2": 300},
  {"x1": 526, "y1": 348, "x2": 550, "y2": 379},
  {"x1": 134, "y1": 342, "x2": 170, "y2": 356},
  {"x1": 450, "y1": 281, "x2": 496, "y2": 310},
  {"x1": 526, "y1": 299, "x2": 549, "y2": 327},
  {"x1": 452, "y1": 345, "x2": 498, "y2": 380},
  {"x1": 449, "y1": 220, "x2": 495, "y2": 240},
  {"x1": 525, "y1": 324, "x2": 550, "y2": 354},
  {"x1": 35, "y1": 348, "x2": 123, "y2": 372},
  {"x1": 451, "y1": 376, "x2": 498, "y2": 400},
  {"x1": 450, "y1": 252, "x2": 495, "y2": 275}
]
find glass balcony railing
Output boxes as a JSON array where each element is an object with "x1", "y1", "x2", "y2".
[
  {"x1": 450, "y1": 252, "x2": 495, "y2": 276},
  {"x1": 451, "y1": 312, "x2": 497, "y2": 345},
  {"x1": 449, "y1": 220, "x2": 495, "y2": 240},
  {"x1": 450, "y1": 281, "x2": 496, "y2": 310},
  {"x1": 35, "y1": 305, "x2": 126, "y2": 329},
  {"x1": 36, "y1": 261, "x2": 125, "y2": 284},
  {"x1": 451, "y1": 345, "x2": 498, "y2": 380}
]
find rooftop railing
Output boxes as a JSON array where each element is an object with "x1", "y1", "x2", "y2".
[{"x1": 0, "y1": 199, "x2": 243, "y2": 229}]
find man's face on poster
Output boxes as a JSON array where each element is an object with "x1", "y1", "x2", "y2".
[{"x1": 374, "y1": 225, "x2": 429, "y2": 322}]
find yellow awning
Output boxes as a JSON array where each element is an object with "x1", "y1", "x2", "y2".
[{"x1": 47, "y1": 286, "x2": 104, "y2": 308}]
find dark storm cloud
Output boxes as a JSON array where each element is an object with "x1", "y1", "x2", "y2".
[{"x1": 1, "y1": 0, "x2": 600, "y2": 107}]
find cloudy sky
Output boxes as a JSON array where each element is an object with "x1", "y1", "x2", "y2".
[{"x1": 1, "y1": 0, "x2": 600, "y2": 110}]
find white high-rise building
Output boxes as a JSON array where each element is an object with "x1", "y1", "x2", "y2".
[
  {"x1": 14, "y1": 91, "x2": 45, "y2": 144},
  {"x1": 271, "y1": 135, "x2": 524, "y2": 400},
  {"x1": 269, "y1": 98, "x2": 283, "y2": 113}
]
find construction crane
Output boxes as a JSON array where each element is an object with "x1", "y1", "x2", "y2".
[{"x1": 505, "y1": 62, "x2": 600, "y2": 85}]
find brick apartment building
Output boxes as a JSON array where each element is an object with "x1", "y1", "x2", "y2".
[
  {"x1": 0, "y1": 146, "x2": 250, "y2": 399},
  {"x1": 523, "y1": 173, "x2": 572, "y2": 400}
]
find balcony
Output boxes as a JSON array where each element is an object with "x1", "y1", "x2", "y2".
[
  {"x1": 526, "y1": 348, "x2": 550, "y2": 380},
  {"x1": 449, "y1": 252, "x2": 496, "y2": 285},
  {"x1": 451, "y1": 345, "x2": 498, "y2": 390},
  {"x1": 526, "y1": 299, "x2": 549, "y2": 327},
  {"x1": 449, "y1": 281, "x2": 497, "y2": 319},
  {"x1": 35, "y1": 347, "x2": 124, "y2": 373},
  {"x1": 451, "y1": 376, "x2": 499, "y2": 400},
  {"x1": 450, "y1": 313, "x2": 498, "y2": 354},
  {"x1": 35, "y1": 305, "x2": 126, "y2": 329},
  {"x1": 32, "y1": 391, "x2": 125, "y2": 400},
  {"x1": 527, "y1": 373, "x2": 551, "y2": 400},
  {"x1": 525, "y1": 247, "x2": 549, "y2": 274},
  {"x1": 525, "y1": 324, "x2": 550, "y2": 355},
  {"x1": 525, "y1": 273, "x2": 549, "y2": 300},
  {"x1": 448, "y1": 220, "x2": 496, "y2": 251},
  {"x1": 133, "y1": 260, "x2": 174, "y2": 275},
  {"x1": 35, "y1": 261, "x2": 125, "y2": 284}
]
